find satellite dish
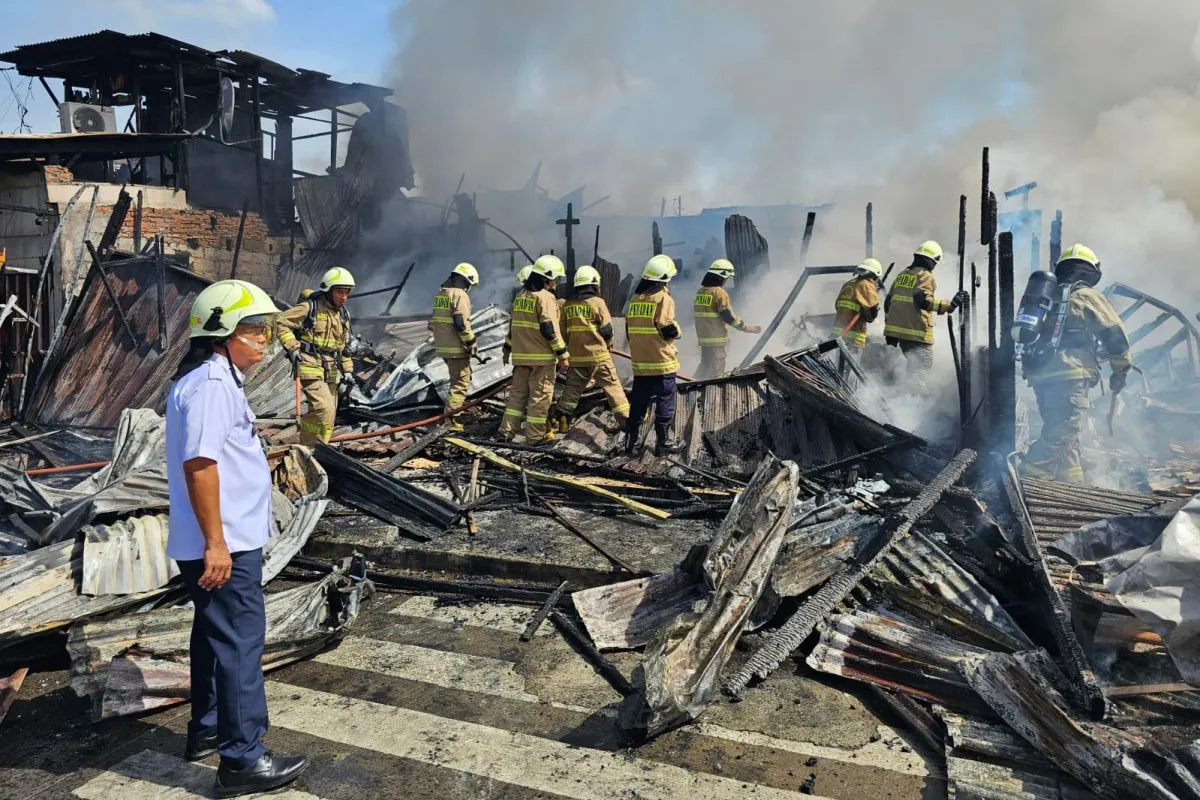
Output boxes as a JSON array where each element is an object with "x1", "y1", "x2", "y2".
[{"x1": 218, "y1": 77, "x2": 236, "y2": 140}]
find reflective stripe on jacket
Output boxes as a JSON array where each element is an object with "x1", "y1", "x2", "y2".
[
  {"x1": 562, "y1": 295, "x2": 614, "y2": 364},
  {"x1": 429, "y1": 287, "x2": 475, "y2": 358},
  {"x1": 627, "y1": 288, "x2": 679, "y2": 375},
  {"x1": 693, "y1": 286, "x2": 740, "y2": 347},
  {"x1": 832, "y1": 277, "x2": 879, "y2": 348},
  {"x1": 1023, "y1": 286, "x2": 1132, "y2": 385},
  {"x1": 506, "y1": 289, "x2": 566, "y2": 365},
  {"x1": 884, "y1": 267, "x2": 946, "y2": 344},
  {"x1": 276, "y1": 294, "x2": 353, "y2": 379}
]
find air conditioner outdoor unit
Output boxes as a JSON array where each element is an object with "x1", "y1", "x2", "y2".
[{"x1": 58, "y1": 102, "x2": 117, "y2": 134}]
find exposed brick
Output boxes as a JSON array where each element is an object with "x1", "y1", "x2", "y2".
[{"x1": 43, "y1": 165, "x2": 75, "y2": 183}]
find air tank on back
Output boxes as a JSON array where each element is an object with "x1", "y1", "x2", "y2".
[{"x1": 1012, "y1": 270, "x2": 1058, "y2": 348}]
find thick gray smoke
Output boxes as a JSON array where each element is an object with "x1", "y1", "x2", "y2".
[{"x1": 387, "y1": 1, "x2": 1200, "y2": 304}]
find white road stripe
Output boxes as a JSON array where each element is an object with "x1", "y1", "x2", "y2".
[
  {"x1": 388, "y1": 594, "x2": 552, "y2": 636},
  {"x1": 314, "y1": 636, "x2": 541, "y2": 703},
  {"x1": 266, "y1": 682, "x2": 831, "y2": 800},
  {"x1": 696, "y1": 723, "x2": 934, "y2": 779},
  {"x1": 331, "y1": 629, "x2": 934, "y2": 778},
  {"x1": 72, "y1": 749, "x2": 318, "y2": 800}
]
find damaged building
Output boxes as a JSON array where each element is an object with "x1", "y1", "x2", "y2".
[{"x1": 4, "y1": 28, "x2": 1200, "y2": 800}]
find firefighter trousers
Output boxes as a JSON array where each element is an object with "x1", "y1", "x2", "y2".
[
  {"x1": 1022, "y1": 379, "x2": 1090, "y2": 484},
  {"x1": 625, "y1": 374, "x2": 678, "y2": 440},
  {"x1": 554, "y1": 360, "x2": 630, "y2": 424},
  {"x1": 299, "y1": 377, "x2": 338, "y2": 444},
  {"x1": 498, "y1": 365, "x2": 556, "y2": 442},
  {"x1": 443, "y1": 358, "x2": 472, "y2": 411},
  {"x1": 897, "y1": 339, "x2": 934, "y2": 390},
  {"x1": 696, "y1": 346, "x2": 727, "y2": 380}
]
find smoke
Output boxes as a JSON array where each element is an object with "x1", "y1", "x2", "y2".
[{"x1": 387, "y1": 1, "x2": 1200, "y2": 301}]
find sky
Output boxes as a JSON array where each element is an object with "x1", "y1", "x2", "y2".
[{"x1": 0, "y1": 0, "x2": 399, "y2": 134}]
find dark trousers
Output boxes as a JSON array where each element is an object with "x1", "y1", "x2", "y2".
[
  {"x1": 178, "y1": 548, "x2": 268, "y2": 769},
  {"x1": 625, "y1": 374, "x2": 677, "y2": 438}
]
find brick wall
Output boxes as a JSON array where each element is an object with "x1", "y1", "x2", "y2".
[
  {"x1": 96, "y1": 204, "x2": 286, "y2": 290},
  {"x1": 43, "y1": 165, "x2": 75, "y2": 184}
]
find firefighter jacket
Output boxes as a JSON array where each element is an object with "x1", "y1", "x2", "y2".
[
  {"x1": 1022, "y1": 286, "x2": 1132, "y2": 385},
  {"x1": 833, "y1": 277, "x2": 880, "y2": 348},
  {"x1": 429, "y1": 286, "x2": 475, "y2": 358},
  {"x1": 627, "y1": 287, "x2": 680, "y2": 376},
  {"x1": 561, "y1": 293, "x2": 615, "y2": 364},
  {"x1": 884, "y1": 266, "x2": 950, "y2": 344},
  {"x1": 693, "y1": 285, "x2": 746, "y2": 347},
  {"x1": 505, "y1": 288, "x2": 567, "y2": 366},
  {"x1": 276, "y1": 293, "x2": 353, "y2": 381}
]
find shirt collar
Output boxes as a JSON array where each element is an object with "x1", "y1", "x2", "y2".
[{"x1": 207, "y1": 351, "x2": 246, "y2": 383}]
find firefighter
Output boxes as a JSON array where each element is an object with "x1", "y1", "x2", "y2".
[
  {"x1": 833, "y1": 257, "x2": 883, "y2": 350},
  {"x1": 276, "y1": 267, "x2": 356, "y2": 445},
  {"x1": 551, "y1": 265, "x2": 630, "y2": 433},
  {"x1": 497, "y1": 254, "x2": 569, "y2": 444},
  {"x1": 693, "y1": 259, "x2": 762, "y2": 379},
  {"x1": 625, "y1": 255, "x2": 684, "y2": 457},
  {"x1": 429, "y1": 262, "x2": 480, "y2": 432},
  {"x1": 883, "y1": 241, "x2": 968, "y2": 389},
  {"x1": 516, "y1": 264, "x2": 533, "y2": 285},
  {"x1": 1019, "y1": 244, "x2": 1131, "y2": 484}
]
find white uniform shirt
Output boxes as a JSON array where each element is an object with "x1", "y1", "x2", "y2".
[{"x1": 166, "y1": 353, "x2": 273, "y2": 560}]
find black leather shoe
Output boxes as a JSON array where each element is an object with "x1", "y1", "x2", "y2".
[
  {"x1": 184, "y1": 729, "x2": 218, "y2": 762},
  {"x1": 214, "y1": 751, "x2": 309, "y2": 798}
]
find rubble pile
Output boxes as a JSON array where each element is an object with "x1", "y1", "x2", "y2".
[{"x1": 3, "y1": 264, "x2": 1200, "y2": 800}]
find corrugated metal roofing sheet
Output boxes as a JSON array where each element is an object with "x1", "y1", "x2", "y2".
[
  {"x1": 25, "y1": 257, "x2": 208, "y2": 429},
  {"x1": 80, "y1": 513, "x2": 175, "y2": 597}
]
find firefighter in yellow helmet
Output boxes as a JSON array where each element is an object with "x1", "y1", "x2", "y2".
[
  {"x1": 551, "y1": 265, "x2": 630, "y2": 433},
  {"x1": 693, "y1": 259, "x2": 762, "y2": 379},
  {"x1": 276, "y1": 266, "x2": 357, "y2": 444},
  {"x1": 429, "y1": 262, "x2": 480, "y2": 432},
  {"x1": 1018, "y1": 244, "x2": 1131, "y2": 484},
  {"x1": 833, "y1": 258, "x2": 883, "y2": 349},
  {"x1": 883, "y1": 241, "x2": 968, "y2": 389},
  {"x1": 624, "y1": 255, "x2": 684, "y2": 457},
  {"x1": 497, "y1": 254, "x2": 569, "y2": 445}
]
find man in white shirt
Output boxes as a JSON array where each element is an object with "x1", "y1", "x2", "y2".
[{"x1": 166, "y1": 279, "x2": 308, "y2": 798}]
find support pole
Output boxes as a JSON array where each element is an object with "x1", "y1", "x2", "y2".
[
  {"x1": 230, "y1": 198, "x2": 249, "y2": 279},
  {"x1": 156, "y1": 235, "x2": 168, "y2": 351},
  {"x1": 382, "y1": 263, "x2": 415, "y2": 315},
  {"x1": 994, "y1": 232, "x2": 1016, "y2": 455},
  {"x1": 739, "y1": 212, "x2": 817, "y2": 369},
  {"x1": 956, "y1": 194, "x2": 971, "y2": 432},
  {"x1": 865, "y1": 202, "x2": 874, "y2": 258}
]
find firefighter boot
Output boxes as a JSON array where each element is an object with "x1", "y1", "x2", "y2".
[{"x1": 653, "y1": 421, "x2": 684, "y2": 457}]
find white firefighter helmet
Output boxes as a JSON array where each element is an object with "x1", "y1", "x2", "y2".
[
  {"x1": 531, "y1": 254, "x2": 565, "y2": 281},
  {"x1": 574, "y1": 265, "x2": 601, "y2": 287},
  {"x1": 517, "y1": 264, "x2": 533, "y2": 284},
  {"x1": 451, "y1": 262, "x2": 480, "y2": 287},
  {"x1": 189, "y1": 280, "x2": 278, "y2": 339},
  {"x1": 319, "y1": 266, "x2": 357, "y2": 291},
  {"x1": 856, "y1": 257, "x2": 884, "y2": 279},
  {"x1": 914, "y1": 241, "x2": 943, "y2": 264},
  {"x1": 707, "y1": 258, "x2": 736, "y2": 279},
  {"x1": 642, "y1": 254, "x2": 677, "y2": 282}
]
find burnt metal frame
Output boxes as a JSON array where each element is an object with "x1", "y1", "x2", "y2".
[{"x1": 1103, "y1": 282, "x2": 1200, "y2": 386}]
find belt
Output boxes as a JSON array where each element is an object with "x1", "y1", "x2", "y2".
[{"x1": 299, "y1": 341, "x2": 342, "y2": 357}]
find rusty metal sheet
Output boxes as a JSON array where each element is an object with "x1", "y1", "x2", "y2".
[
  {"x1": 67, "y1": 557, "x2": 368, "y2": 719},
  {"x1": 25, "y1": 258, "x2": 210, "y2": 429},
  {"x1": 571, "y1": 570, "x2": 704, "y2": 651},
  {"x1": 619, "y1": 454, "x2": 799, "y2": 737}
]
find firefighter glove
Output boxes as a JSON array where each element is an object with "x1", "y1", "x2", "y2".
[
  {"x1": 1110, "y1": 369, "x2": 1128, "y2": 393},
  {"x1": 950, "y1": 290, "x2": 970, "y2": 310},
  {"x1": 743, "y1": 324, "x2": 763, "y2": 334},
  {"x1": 501, "y1": 348, "x2": 511, "y2": 365}
]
